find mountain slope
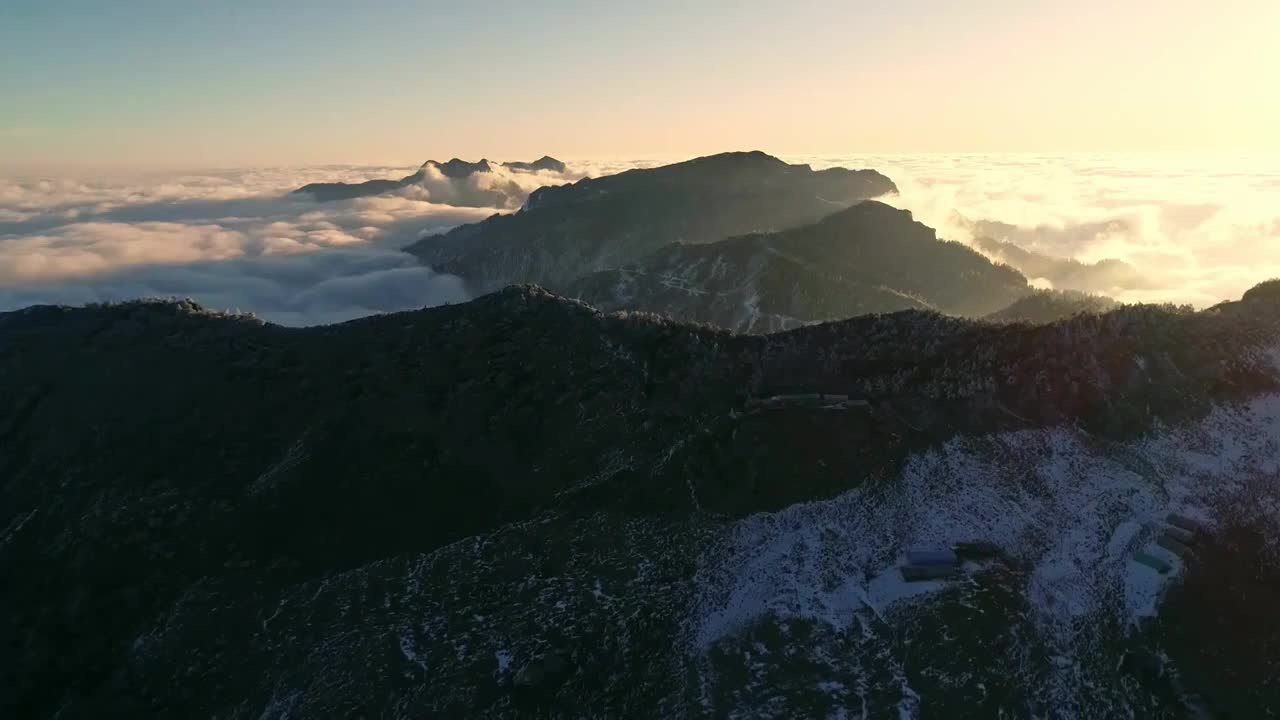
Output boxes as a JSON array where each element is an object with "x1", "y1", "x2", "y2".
[
  {"x1": 5, "y1": 285, "x2": 1280, "y2": 717},
  {"x1": 292, "y1": 156, "x2": 568, "y2": 205},
  {"x1": 567, "y1": 202, "x2": 1030, "y2": 331},
  {"x1": 404, "y1": 151, "x2": 898, "y2": 293}
]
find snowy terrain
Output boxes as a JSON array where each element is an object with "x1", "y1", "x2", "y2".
[{"x1": 690, "y1": 392, "x2": 1280, "y2": 717}]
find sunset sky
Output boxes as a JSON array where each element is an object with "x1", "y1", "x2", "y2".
[{"x1": 3, "y1": 0, "x2": 1278, "y2": 168}]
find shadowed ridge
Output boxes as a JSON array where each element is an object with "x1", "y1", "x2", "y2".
[
  {"x1": 291, "y1": 156, "x2": 565, "y2": 203},
  {"x1": 405, "y1": 151, "x2": 899, "y2": 293},
  {"x1": 564, "y1": 198, "x2": 1028, "y2": 330}
]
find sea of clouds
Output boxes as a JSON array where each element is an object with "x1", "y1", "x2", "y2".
[
  {"x1": 1, "y1": 153, "x2": 1277, "y2": 324},
  {"x1": 0, "y1": 163, "x2": 588, "y2": 325},
  {"x1": 804, "y1": 153, "x2": 1280, "y2": 307}
]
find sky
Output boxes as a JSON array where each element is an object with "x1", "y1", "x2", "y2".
[{"x1": 3, "y1": 0, "x2": 1279, "y2": 169}]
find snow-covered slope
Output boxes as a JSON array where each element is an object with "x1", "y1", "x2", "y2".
[{"x1": 692, "y1": 391, "x2": 1280, "y2": 718}]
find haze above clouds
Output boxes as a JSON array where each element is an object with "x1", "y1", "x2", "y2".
[{"x1": 1, "y1": 154, "x2": 1277, "y2": 323}]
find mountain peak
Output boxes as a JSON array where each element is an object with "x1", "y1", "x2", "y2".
[
  {"x1": 504, "y1": 155, "x2": 568, "y2": 173},
  {"x1": 424, "y1": 158, "x2": 494, "y2": 177},
  {"x1": 685, "y1": 150, "x2": 788, "y2": 168},
  {"x1": 819, "y1": 199, "x2": 915, "y2": 225}
]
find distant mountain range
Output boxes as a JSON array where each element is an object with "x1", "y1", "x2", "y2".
[
  {"x1": 5, "y1": 282, "x2": 1280, "y2": 717},
  {"x1": 292, "y1": 155, "x2": 567, "y2": 205},
  {"x1": 404, "y1": 151, "x2": 899, "y2": 293}
]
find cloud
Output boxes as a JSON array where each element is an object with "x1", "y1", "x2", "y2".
[
  {"x1": 794, "y1": 153, "x2": 1280, "y2": 307},
  {"x1": 0, "y1": 159, "x2": 630, "y2": 325},
  {"x1": 0, "y1": 222, "x2": 248, "y2": 283},
  {"x1": 0, "y1": 249, "x2": 468, "y2": 327},
  {"x1": 0, "y1": 166, "x2": 514, "y2": 325}
]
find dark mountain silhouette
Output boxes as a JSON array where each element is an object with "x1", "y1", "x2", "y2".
[
  {"x1": 504, "y1": 155, "x2": 567, "y2": 173},
  {"x1": 566, "y1": 202, "x2": 1030, "y2": 332},
  {"x1": 404, "y1": 151, "x2": 898, "y2": 292},
  {"x1": 292, "y1": 177, "x2": 407, "y2": 202},
  {"x1": 291, "y1": 156, "x2": 568, "y2": 204},
  {"x1": 5, "y1": 282, "x2": 1280, "y2": 717},
  {"x1": 432, "y1": 158, "x2": 494, "y2": 178}
]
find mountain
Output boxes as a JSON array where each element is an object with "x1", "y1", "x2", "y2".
[
  {"x1": 291, "y1": 156, "x2": 568, "y2": 205},
  {"x1": 5, "y1": 283, "x2": 1280, "y2": 718},
  {"x1": 404, "y1": 151, "x2": 898, "y2": 293},
  {"x1": 431, "y1": 158, "x2": 495, "y2": 178},
  {"x1": 504, "y1": 155, "x2": 567, "y2": 173},
  {"x1": 566, "y1": 202, "x2": 1030, "y2": 332},
  {"x1": 984, "y1": 288, "x2": 1120, "y2": 324}
]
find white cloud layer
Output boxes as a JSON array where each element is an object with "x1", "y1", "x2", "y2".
[
  {"x1": 0, "y1": 163, "x2": 586, "y2": 325},
  {"x1": 797, "y1": 153, "x2": 1280, "y2": 307},
  {"x1": 2, "y1": 154, "x2": 1277, "y2": 325}
]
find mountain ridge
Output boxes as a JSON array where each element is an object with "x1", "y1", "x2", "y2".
[
  {"x1": 5, "y1": 281, "x2": 1280, "y2": 716},
  {"x1": 404, "y1": 151, "x2": 899, "y2": 293},
  {"x1": 567, "y1": 201, "x2": 1032, "y2": 331},
  {"x1": 291, "y1": 155, "x2": 568, "y2": 204}
]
